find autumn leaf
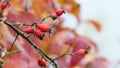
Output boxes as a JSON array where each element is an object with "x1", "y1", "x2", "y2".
[
  {"x1": 87, "y1": 20, "x2": 102, "y2": 31},
  {"x1": 84, "y1": 57, "x2": 109, "y2": 68},
  {"x1": 57, "y1": 0, "x2": 80, "y2": 22},
  {"x1": 70, "y1": 36, "x2": 90, "y2": 67},
  {"x1": 6, "y1": 11, "x2": 39, "y2": 24}
]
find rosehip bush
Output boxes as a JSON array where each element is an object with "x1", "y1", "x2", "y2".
[{"x1": 0, "y1": 0, "x2": 99, "y2": 68}]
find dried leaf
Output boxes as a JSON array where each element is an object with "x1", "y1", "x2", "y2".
[{"x1": 88, "y1": 20, "x2": 102, "y2": 31}]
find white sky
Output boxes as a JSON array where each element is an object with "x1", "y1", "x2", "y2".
[{"x1": 63, "y1": 0, "x2": 120, "y2": 67}]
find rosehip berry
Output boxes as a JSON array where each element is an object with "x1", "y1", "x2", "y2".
[
  {"x1": 38, "y1": 34, "x2": 45, "y2": 40},
  {"x1": 24, "y1": 27, "x2": 34, "y2": 34},
  {"x1": 74, "y1": 49, "x2": 86, "y2": 55},
  {"x1": 36, "y1": 24, "x2": 50, "y2": 32},
  {"x1": 35, "y1": 29, "x2": 42, "y2": 37},
  {"x1": 38, "y1": 59, "x2": 46, "y2": 67},
  {"x1": 1, "y1": 1, "x2": 9, "y2": 10},
  {"x1": 55, "y1": 9, "x2": 65, "y2": 16},
  {"x1": 51, "y1": 12, "x2": 58, "y2": 20}
]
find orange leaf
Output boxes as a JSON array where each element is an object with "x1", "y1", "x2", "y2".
[
  {"x1": 57, "y1": 0, "x2": 80, "y2": 18},
  {"x1": 88, "y1": 20, "x2": 102, "y2": 31},
  {"x1": 31, "y1": 0, "x2": 56, "y2": 18}
]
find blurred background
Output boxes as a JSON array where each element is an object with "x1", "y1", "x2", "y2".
[{"x1": 0, "y1": 0, "x2": 120, "y2": 68}]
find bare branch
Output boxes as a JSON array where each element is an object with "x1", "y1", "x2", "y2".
[
  {"x1": 9, "y1": 34, "x2": 19, "y2": 51},
  {"x1": 0, "y1": 19, "x2": 58, "y2": 68}
]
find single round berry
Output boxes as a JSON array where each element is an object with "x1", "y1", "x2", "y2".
[
  {"x1": 51, "y1": 12, "x2": 58, "y2": 20},
  {"x1": 24, "y1": 27, "x2": 34, "y2": 34},
  {"x1": 36, "y1": 24, "x2": 50, "y2": 32},
  {"x1": 38, "y1": 59, "x2": 46, "y2": 67},
  {"x1": 35, "y1": 29, "x2": 42, "y2": 37},
  {"x1": 74, "y1": 49, "x2": 86, "y2": 55},
  {"x1": 55, "y1": 9, "x2": 65, "y2": 16},
  {"x1": 1, "y1": 1, "x2": 9, "y2": 10}
]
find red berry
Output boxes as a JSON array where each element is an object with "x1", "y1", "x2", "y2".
[
  {"x1": 1, "y1": 1, "x2": 8, "y2": 10},
  {"x1": 35, "y1": 29, "x2": 42, "y2": 37},
  {"x1": 38, "y1": 59, "x2": 46, "y2": 67},
  {"x1": 24, "y1": 27, "x2": 34, "y2": 34},
  {"x1": 74, "y1": 49, "x2": 86, "y2": 55},
  {"x1": 51, "y1": 12, "x2": 58, "y2": 20},
  {"x1": 55, "y1": 9, "x2": 65, "y2": 16},
  {"x1": 36, "y1": 24, "x2": 50, "y2": 32}
]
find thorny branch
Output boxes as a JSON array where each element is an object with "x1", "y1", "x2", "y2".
[{"x1": 0, "y1": 19, "x2": 58, "y2": 68}]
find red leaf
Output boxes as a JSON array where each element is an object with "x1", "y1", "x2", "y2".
[
  {"x1": 6, "y1": 11, "x2": 39, "y2": 24},
  {"x1": 70, "y1": 36, "x2": 89, "y2": 67},
  {"x1": 84, "y1": 57, "x2": 109, "y2": 68}
]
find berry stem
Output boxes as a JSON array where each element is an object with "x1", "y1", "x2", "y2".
[
  {"x1": 40, "y1": 15, "x2": 51, "y2": 23},
  {"x1": 53, "y1": 47, "x2": 72, "y2": 61},
  {"x1": 0, "y1": 18, "x2": 58, "y2": 68},
  {"x1": 53, "y1": 53, "x2": 72, "y2": 61},
  {"x1": 13, "y1": 23, "x2": 37, "y2": 27}
]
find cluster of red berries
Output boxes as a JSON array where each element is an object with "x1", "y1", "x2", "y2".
[
  {"x1": 24, "y1": 23, "x2": 50, "y2": 40},
  {"x1": 38, "y1": 59, "x2": 46, "y2": 67},
  {"x1": 0, "y1": 0, "x2": 65, "y2": 67},
  {"x1": 24, "y1": 9, "x2": 65, "y2": 66},
  {"x1": 24, "y1": 9, "x2": 65, "y2": 40},
  {"x1": 0, "y1": 0, "x2": 10, "y2": 10},
  {"x1": 51, "y1": 9, "x2": 65, "y2": 20}
]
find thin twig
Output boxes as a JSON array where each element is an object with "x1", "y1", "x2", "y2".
[
  {"x1": 53, "y1": 53, "x2": 72, "y2": 61},
  {"x1": 1, "y1": 50, "x2": 21, "y2": 60},
  {"x1": 8, "y1": 50, "x2": 21, "y2": 54},
  {"x1": 0, "y1": 19, "x2": 58, "y2": 68},
  {"x1": 13, "y1": 23, "x2": 36, "y2": 27},
  {"x1": 9, "y1": 34, "x2": 19, "y2": 51},
  {"x1": 53, "y1": 46, "x2": 72, "y2": 61},
  {"x1": 40, "y1": 16, "x2": 51, "y2": 23}
]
